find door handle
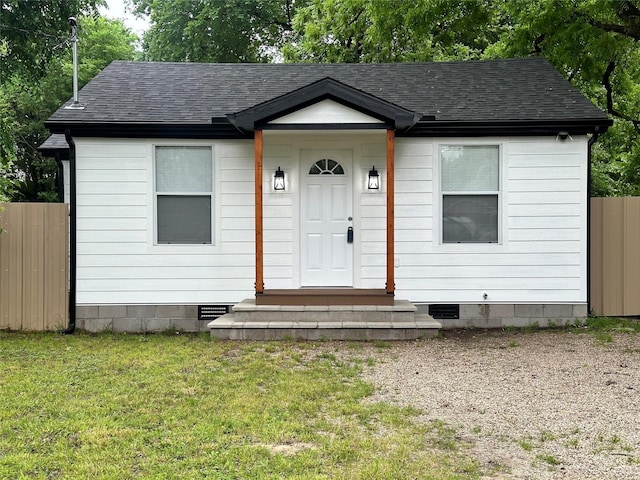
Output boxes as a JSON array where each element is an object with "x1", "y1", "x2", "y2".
[{"x1": 347, "y1": 226, "x2": 353, "y2": 243}]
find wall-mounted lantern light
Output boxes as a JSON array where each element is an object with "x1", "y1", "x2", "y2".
[
  {"x1": 367, "y1": 166, "x2": 380, "y2": 190},
  {"x1": 274, "y1": 166, "x2": 285, "y2": 191}
]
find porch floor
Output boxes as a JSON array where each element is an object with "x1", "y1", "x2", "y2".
[
  {"x1": 208, "y1": 299, "x2": 442, "y2": 340},
  {"x1": 256, "y1": 288, "x2": 395, "y2": 306}
]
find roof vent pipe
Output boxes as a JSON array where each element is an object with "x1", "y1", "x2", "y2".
[{"x1": 64, "y1": 17, "x2": 84, "y2": 110}]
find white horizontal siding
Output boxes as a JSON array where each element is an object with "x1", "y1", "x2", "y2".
[
  {"x1": 395, "y1": 265, "x2": 581, "y2": 278},
  {"x1": 400, "y1": 289, "x2": 581, "y2": 304},
  {"x1": 77, "y1": 194, "x2": 147, "y2": 206},
  {"x1": 62, "y1": 160, "x2": 70, "y2": 204},
  {"x1": 393, "y1": 136, "x2": 588, "y2": 304},
  {"x1": 509, "y1": 191, "x2": 579, "y2": 205},
  {"x1": 78, "y1": 266, "x2": 254, "y2": 279},
  {"x1": 386, "y1": 138, "x2": 434, "y2": 291},
  {"x1": 74, "y1": 133, "x2": 588, "y2": 306},
  {"x1": 80, "y1": 278, "x2": 251, "y2": 293},
  {"x1": 506, "y1": 241, "x2": 583, "y2": 254},
  {"x1": 368, "y1": 252, "x2": 581, "y2": 267},
  {"x1": 75, "y1": 138, "x2": 256, "y2": 305},
  {"x1": 358, "y1": 140, "x2": 387, "y2": 287},
  {"x1": 77, "y1": 253, "x2": 254, "y2": 267},
  {"x1": 262, "y1": 143, "x2": 296, "y2": 289},
  {"x1": 509, "y1": 165, "x2": 581, "y2": 179}
]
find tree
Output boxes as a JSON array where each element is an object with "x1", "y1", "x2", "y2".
[
  {"x1": 484, "y1": 0, "x2": 640, "y2": 196},
  {"x1": 0, "y1": 93, "x2": 18, "y2": 202},
  {"x1": 0, "y1": 0, "x2": 104, "y2": 82},
  {"x1": 283, "y1": 0, "x2": 500, "y2": 63},
  {"x1": 285, "y1": 0, "x2": 640, "y2": 196},
  {"x1": 0, "y1": 12, "x2": 137, "y2": 201},
  {"x1": 134, "y1": 0, "x2": 309, "y2": 62},
  {"x1": 1, "y1": 0, "x2": 103, "y2": 200}
]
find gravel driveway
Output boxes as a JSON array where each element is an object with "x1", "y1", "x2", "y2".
[{"x1": 359, "y1": 329, "x2": 640, "y2": 479}]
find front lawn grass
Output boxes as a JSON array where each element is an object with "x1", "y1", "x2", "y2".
[{"x1": 0, "y1": 332, "x2": 478, "y2": 479}]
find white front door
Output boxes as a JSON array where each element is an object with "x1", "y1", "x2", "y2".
[{"x1": 300, "y1": 150, "x2": 353, "y2": 287}]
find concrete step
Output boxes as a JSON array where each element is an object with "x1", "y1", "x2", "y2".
[
  {"x1": 207, "y1": 300, "x2": 442, "y2": 341},
  {"x1": 231, "y1": 298, "x2": 417, "y2": 322}
]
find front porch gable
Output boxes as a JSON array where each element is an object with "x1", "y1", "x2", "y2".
[{"x1": 227, "y1": 77, "x2": 422, "y2": 133}]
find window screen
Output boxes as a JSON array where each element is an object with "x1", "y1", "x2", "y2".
[
  {"x1": 441, "y1": 145, "x2": 499, "y2": 243},
  {"x1": 155, "y1": 147, "x2": 213, "y2": 244}
]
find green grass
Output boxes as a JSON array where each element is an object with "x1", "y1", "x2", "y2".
[
  {"x1": 535, "y1": 453, "x2": 560, "y2": 466},
  {"x1": 518, "y1": 439, "x2": 534, "y2": 452},
  {"x1": 584, "y1": 316, "x2": 640, "y2": 333},
  {"x1": 580, "y1": 316, "x2": 640, "y2": 344},
  {"x1": 501, "y1": 316, "x2": 640, "y2": 342},
  {"x1": 0, "y1": 332, "x2": 479, "y2": 479}
]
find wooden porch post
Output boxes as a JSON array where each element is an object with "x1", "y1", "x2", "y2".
[
  {"x1": 255, "y1": 129, "x2": 264, "y2": 294},
  {"x1": 386, "y1": 129, "x2": 395, "y2": 295}
]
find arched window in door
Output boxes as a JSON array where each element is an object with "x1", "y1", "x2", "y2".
[{"x1": 308, "y1": 158, "x2": 345, "y2": 175}]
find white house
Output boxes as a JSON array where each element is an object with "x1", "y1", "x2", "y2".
[{"x1": 41, "y1": 58, "x2": 612, "y2": 337}]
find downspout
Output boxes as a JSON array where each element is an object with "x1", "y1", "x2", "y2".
[
  {"x1": 586, "y1": 127, "x2": 601, "y2": 315},
  {"x1": 54, "y1": 152, "x2": 64, "y2": 202},
  {"x1": 60, "y1": 130, "x2": 76, "y2": 334}
]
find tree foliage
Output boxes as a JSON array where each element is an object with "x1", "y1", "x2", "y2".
[
  {"x1": 134, "y1": 0, "x2": 309, "y2": 62},
  {"x1": 1, "y1": 8, "x2": 137, "y2": 201},
  {"x1": 0, "y1": 93, "x2": 18, "y2": 201},
  {"x1": 2, "y1": 0, "x2": 638, "y2": 199},
  {"x1": 284, "y1": 0, "x2": 499, "y2": 63},
  {"x1": 1, "y1": 0, "x2": 103, "y2": 200},
  {"x1": 0, "y1": 0, "x2": 104, "y2": 81},
  {"x1": 485, "y1": 0, "x2": 640, "y2": 196},
  {"x1": 284, "y1": 0, "x2": 640, "y2": 196}
]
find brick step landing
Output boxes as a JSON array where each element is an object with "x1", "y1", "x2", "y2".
[{"x1": 207, "y1": 299, "x2": 441, "y2": 341}]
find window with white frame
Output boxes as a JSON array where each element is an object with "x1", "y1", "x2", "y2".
[
  {"x1": 155, "y1": 146, "x2": 213, "y2": 244},
  {"x1": 441, "y1": 145, "x2": 500, "y2": 243}
]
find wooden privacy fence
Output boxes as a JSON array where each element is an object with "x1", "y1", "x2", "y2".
[
  {"x1": 0, "y1": 203, "x2": 68, "y2": 331},
  {"x1": 591, "y1": 197, "x2": 640, "y2": 317}
]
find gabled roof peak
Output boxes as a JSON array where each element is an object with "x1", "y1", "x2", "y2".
[{"x1": 225, "y1": 76, "x2": 422, "y2": 133}]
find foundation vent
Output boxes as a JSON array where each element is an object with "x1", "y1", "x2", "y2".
[
  {"x1": 198, "y1": 305, "x2": 230, "y2": 320},
  {"x1": 428, "y1": 304, "x2": 460, "y2": 320}
]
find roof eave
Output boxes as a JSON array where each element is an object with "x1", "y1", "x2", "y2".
[
  {"x1": 401, "y1": 118, "x2": 613, "y2": 137},
  {"x1": 45, "y1": 121, "x2": 249, "y2": 139},
  {"x1": 43, "y1": 117, "x2": 613, "y2": 146}
]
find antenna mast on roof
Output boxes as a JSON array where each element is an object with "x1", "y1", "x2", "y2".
[{"x1": 64, "y1": 16, "x2": 84, "y2": 110}]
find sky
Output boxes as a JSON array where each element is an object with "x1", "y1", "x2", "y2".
[{"x1": 98, "y1": 0, "x2": 150, "y2": 38}]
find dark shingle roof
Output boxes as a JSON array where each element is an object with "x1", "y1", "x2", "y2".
[
  {"x1": 39, "y1": 133, "x2": 68, "y2": 150},
  {"x1": 46, "y1": 57, "x2": 609, "y2": 133}
]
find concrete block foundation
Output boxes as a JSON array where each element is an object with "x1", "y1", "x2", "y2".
[
  {"x1": 76, "y1": 304, "x2": 209, "y2": 333},
  {"x1": 75, "y1": 302, "x2": 588, "y2": 335},
  {"x1": 415, "y1": 303, "x2": 587, "y2": 329}
]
